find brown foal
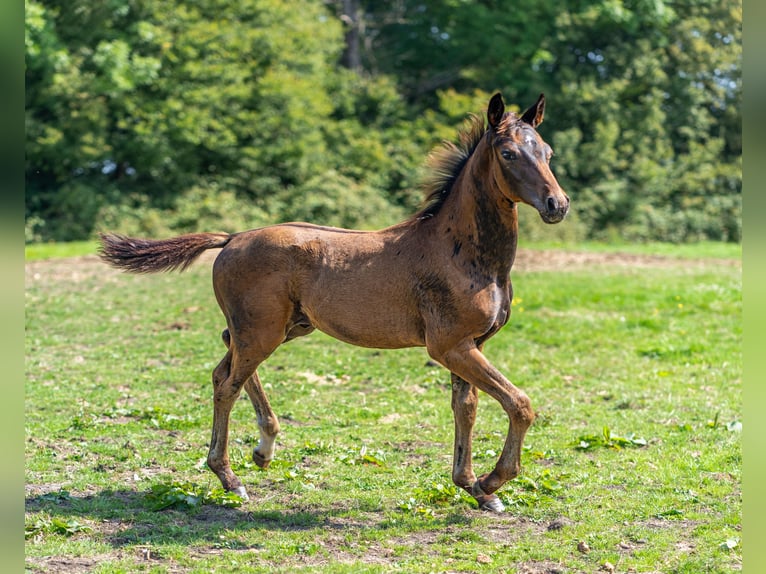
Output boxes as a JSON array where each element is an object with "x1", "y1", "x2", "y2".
[{"x1": 99, "y1": 92, "x2": 569, "y2": 512}]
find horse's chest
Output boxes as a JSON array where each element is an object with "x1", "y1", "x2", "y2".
[{"x1": 464, "y1": 281, "x2": 511, "y2": 338}]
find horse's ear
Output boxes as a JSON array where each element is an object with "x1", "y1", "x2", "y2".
[
  {"x1": 487, "y1": 93, "x2": 505, "y2": 130},
  {"x1": 521, "y1": 93, "x2": 545, "y2": 127}
]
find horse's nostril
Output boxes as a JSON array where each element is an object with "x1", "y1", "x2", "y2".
[{"x1": 546, "y1": 197, "x2": 557, "y2": 212}]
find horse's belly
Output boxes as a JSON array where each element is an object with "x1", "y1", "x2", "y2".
[{"x1": 305, "y1": 298, "x2": 426, "y2": 349}]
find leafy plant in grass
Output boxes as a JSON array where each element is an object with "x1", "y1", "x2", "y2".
[
  {"x1": 398, "y1": 482, "x2": 467, "y2": 518},
  {"x1": 145, "y1": 480, "x2": 244, "y2": 511},
  {"x1": 300, "y1": 439, "x2": 333, "y2": 456},
  {"x1": 397, "y1": 498, "x2": 437, "y2": 519},
  {"x1": 25, "y1": 516, "x2": 92, "y2": 539},
  {"x1": 269, "y1": 465, "x2": 322, "y2": 491},
  {"x1": 574, "y1": 426, "x2": 648, "y2": 451},
  {"x1": 38, "y1": 489, "x2": 72, "y2": 503},
  {"x1": 336, "y1": 445, "x2": 387, "y2": 467},
  {"x1": 654, "y1": 508, "x2": 685, "y2": 519},
  {"x1": 103, "y1": 405, "x2": 197, "y2": 430},
  {"x1": 68, "y1": 411, "x2": 98, "y2": 431},
  {"x1": 499, "y1": 468, "x2": 564, "y2": 509}
]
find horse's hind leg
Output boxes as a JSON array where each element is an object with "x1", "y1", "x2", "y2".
[
  {"x1": 221, "y1": 328, "x2": 281, "y2": 469},
  {"x1": 208, "y1": 292, "x2": 291, "y2": 500},
  {"x1": 207, "y1": 348, "x2": 256, "y2": 499},
  {"x1": 244, "y1": 372, "x2": 280, "y2": 469},
  {"x1": 451, "y1": 374, "x2": 477, "y2": 491}
]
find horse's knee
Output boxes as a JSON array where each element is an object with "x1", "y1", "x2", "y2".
[
  {"x1": 212, "y1": 350, "x2": 232, "y2": 388},
  {"x1": 451, "y1": 380, "x2": 478, "y2": 413},
  {"x1": 514, "y1": 391, "x2": 535, "y2": 428}
]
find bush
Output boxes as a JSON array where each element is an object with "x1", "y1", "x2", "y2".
[
  {"x1": 96, "y1": 185, "x2": 274, "y2": 238},
  {"x1": 29, "y1": 182, "x2": 116, "y2": 242},
  {"x1": 273, "y1": 170, "x2": 406, "y2": 230},
  {"x1": 516, "y1": 207, "x2": 588, "y2": 245}
]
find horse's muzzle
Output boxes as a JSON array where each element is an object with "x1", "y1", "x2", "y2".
[{"x1": 540, "y1": 193, "x2": 570, "y2": 224}]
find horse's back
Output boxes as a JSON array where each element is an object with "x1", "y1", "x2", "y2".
[
  {"x1": 214, "y1": 222, "x2": 390, "y2": 273},
  {"x1": 211, "y1": 221, "x2": 428, "y2": 349}
]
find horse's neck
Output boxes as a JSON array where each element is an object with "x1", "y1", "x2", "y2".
[{"x1": 440, "y1": 148, "x2": 518, "y2": 277}]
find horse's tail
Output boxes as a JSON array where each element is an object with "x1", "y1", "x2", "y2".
[{"x1": 98, "y1": 232, "x2": 234, "y2": 274}]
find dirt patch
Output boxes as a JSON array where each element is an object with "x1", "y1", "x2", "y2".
[
  {"x1": 516, "y1": 560, "x2": 568, "y2": 574},
  {"x1": 25, "y1": 556, "x2": 111, "y2": 574},
  {"x1": 512, "y1": 248, "x2": 739, "y2": 273},
  {"x1": 27, "y1": 551, "x2": 190, "y2": 574}
]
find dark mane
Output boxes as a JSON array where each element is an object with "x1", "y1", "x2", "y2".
[
  {"x1": 413, "y1": 114, "x2": 487, "y2": 220},
  {"x1": 413, "y1": 111, "x2": 518, "y2": 220}
]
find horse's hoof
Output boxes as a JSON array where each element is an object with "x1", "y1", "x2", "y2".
[
  {"x1": 231, "y1": 486, "x2": 249, "y2": 501},
  {"x1": 252, "y1": 451, "x2": 271, "y2": 469},
  {"x1": 471, "y1": 480, "x2": 505, "y2": 513},
  {"x1": 480, "y1": 495, "x2": 505, "y2": 513}
]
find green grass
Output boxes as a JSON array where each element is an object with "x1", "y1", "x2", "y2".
[
  {"x1": 25, "y1": 244, "x2": 741, "y2": 572},
  {"x1": 25, "y1": 240, "x2": 100, "y2": 261}
]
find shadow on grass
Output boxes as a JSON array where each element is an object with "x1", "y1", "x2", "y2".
[{"x1": 25, "y1": 487, "x2": 477, "y2": 548}]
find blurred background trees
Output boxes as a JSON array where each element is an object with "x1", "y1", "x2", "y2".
[{"x1": 25, "y1": 0, "x2": 741, "y2": 243}]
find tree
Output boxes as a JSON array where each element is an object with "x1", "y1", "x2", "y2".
[
  {"x1": 26, "y1": 0, "x2": 352, "y2": 239},
  {"x1": 26, "y1": 0, "x2": 741, "y2": 243},
  {"x1": 542, "y1": 0, "x2": 741, "y2": 241},
  {"x1": 332, "y1": 0, "x2": 558, "y2": 104},
  {"x1": 342, "y1": 0, "x2": 741, "y2": 241}
]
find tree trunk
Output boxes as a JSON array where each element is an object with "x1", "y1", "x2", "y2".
[{"x1": 339, "y1": 0, "x2": 361, "y2": 71}]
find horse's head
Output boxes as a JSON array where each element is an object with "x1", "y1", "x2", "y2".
[{"x1": 486, "y1": 93, "x2": 569, "y2": 224}]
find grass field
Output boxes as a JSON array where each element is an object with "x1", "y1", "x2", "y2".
[{"x1": 25, "y1": 243, "x2": 741, "y2": 573}]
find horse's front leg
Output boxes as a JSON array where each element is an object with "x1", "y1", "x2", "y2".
[
  {"x1": 450, "y1": 373, "x2": 505, "y2": 512},
  {"x1": 436, "y1": 341, "x2": 535, "y2": 511}
]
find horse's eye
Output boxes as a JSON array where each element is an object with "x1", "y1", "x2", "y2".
[{"x1": 501, "y1": 149, "x2": 517, "y2": 161}]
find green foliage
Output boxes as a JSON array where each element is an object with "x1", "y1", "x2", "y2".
[
  {"x1": 397, "y1": 483, "x2": 467, "y2": 519},
  {"x1": 96, "y1": 184, "x2": 274, "y2": 237},
  {"x1": 25, "y1": 515, "x2": 92, "y2": 539},
  {"x1": 26, "y1": 0, "x2": 740, "y2": 243},
  {"x1": 544, "y1": 0, "x2": 741, "y2": 242},
  {"x1": 336, "y1": 445, "x2": 388, "y2": 467},
  {"x1": 574, "y1": 426, "x2": 648, "y2": 451},
  {"x1": 146, "y1": 480, "x2": 244, "y2": 511},
  {"x1": 499, "y1": 468, "x2": 564, "y2": 508}
]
